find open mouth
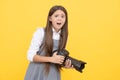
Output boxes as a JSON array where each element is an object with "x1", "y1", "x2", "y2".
[{"x1": 57, "y1": 22, "x2": 62, "y2": 25}]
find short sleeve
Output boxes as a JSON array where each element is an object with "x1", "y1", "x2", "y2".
[{"x1": 27, "y1": 28, "x2": 44, "y2": 62}]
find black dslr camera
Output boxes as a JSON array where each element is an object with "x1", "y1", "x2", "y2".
[{"x1": 53, "y1": 49, "x2": 87, "y2": 73}]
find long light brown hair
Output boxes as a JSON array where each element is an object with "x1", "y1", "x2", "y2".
[{"x1": 42, "y1": 5, "x2": 68, "y2": 74}]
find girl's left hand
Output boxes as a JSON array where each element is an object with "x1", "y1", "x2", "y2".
[{"x1": 64, "y1": 59, "x2": 74, "y2": 69}]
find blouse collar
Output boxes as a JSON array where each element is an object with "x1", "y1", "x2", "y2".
[{"x1": 52, "y1": 27, "x2": 61, "y2": 34}]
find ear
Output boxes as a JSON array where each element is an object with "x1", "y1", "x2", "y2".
[{"x1": 49, "y1": 16, "x2": 52, "y2": 21}]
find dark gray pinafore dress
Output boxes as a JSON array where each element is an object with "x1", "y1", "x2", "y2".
[{"x1": 24, "y1": 40, "x2": 60, "y2": 80}]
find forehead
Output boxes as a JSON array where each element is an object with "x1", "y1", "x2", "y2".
[{"x1": 53, "y1": 10, "x2": 65, "y2": 15}]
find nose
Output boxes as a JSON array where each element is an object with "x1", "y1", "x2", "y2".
[{"x1": 57, "y1": 16, "x2": 62, "y2": 21}]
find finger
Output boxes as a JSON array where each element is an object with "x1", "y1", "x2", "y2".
[
  {"x1": 59, "y1": 55, "x2": 65, "y2": 58},
  {"x1": 60, "y1": 59, "x2": 64, "y2": 63},
  {"x1": 71, "y1": 65, "x2": 74, "y2": 68},
  {"x1": 61, "y1": 57, "x2": 65, "y2": 61},
  {"x1": 68, "y1": 59, "x2": 71, "y2": 67},
  {"x1": 65, "y1": 59, "x2": 69, "y2": 66},
  {"x1": 59, "y1": 60, "x2": 63, "y2": 64},
  {"x1": 59, "y1": 56, "x2": 65, "y2": 61}
]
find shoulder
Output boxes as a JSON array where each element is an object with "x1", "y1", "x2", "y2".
[
  {"x1": 36, "y1": 27, "x2": 44, "y2": 33},
  {"x1": 33, "y1": 27, "x2": 45, "y2": 37}
]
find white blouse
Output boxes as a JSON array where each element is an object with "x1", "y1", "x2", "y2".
[{"x1": 27, "y1": 28, "x2": 61, "y2": 62}]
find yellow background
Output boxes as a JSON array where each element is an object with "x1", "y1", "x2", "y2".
[{"x1": 0, "y1": 0, "x2": 120, "y2": 80}]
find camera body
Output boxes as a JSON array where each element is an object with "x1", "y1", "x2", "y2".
[{"x1": 53, "y1": 49, "x2": 87, "y2": 73}]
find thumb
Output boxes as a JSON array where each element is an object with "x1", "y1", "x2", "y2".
[{"x1": 53, "y1": 51, "x2": 58, "y2": 56}]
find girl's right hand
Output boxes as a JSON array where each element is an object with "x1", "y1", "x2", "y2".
[{"x1": 50, "y1": 52, "x2": 65, "y2": 64}]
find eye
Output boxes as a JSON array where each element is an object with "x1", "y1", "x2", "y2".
[
  {"x1": 61, "y1": 15, "x2": 65, "y2": 18},
  {"x1": 54, "y1": 15, "x2": 58, "y2": 17},
  {"x1": 61, "y1": 14, "x2": 65, "y2": 18}
]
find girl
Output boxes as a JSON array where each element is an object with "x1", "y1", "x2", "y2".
[{"x1": 24, "y1": 5, "x2": 73, "y2": 80}]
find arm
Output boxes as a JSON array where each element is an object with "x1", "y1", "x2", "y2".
[
  {"x1": 27, "y1": 28, "x2": 44, "y2": 62},
  {"x1": 33, "y1": 52, "x2": 64, "y2": 64},
  {"x1": 27, "y1": 28, "x2": 64, "y2": 64}
]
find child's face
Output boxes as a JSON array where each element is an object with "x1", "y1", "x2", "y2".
[{"x1": 49, "y1": 10, "x2": 66, "y2": 32}]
